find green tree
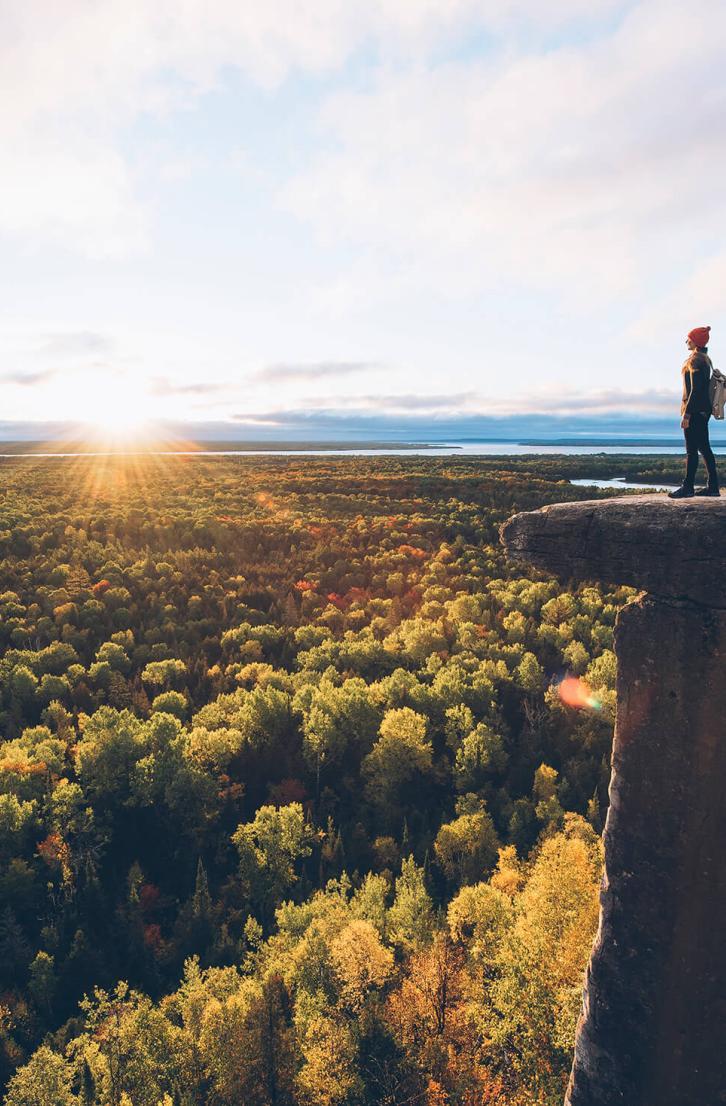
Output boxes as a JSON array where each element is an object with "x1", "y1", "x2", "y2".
[
  {"x1": 362, "y1": 708, "x2": 432, "y2": 819},
  {"x1": 141, "y1": 659, "x2": 187, "y2": 691},
  {"x1": 75, "y1": 708, "x2": 145, "y2": 804},
  {"x1": 516, "y1": 652, "x2": 545, "y2": 694},
  {"x1": 388, "y1": 857, "x2": 434, "y2": 951},
  {"x1": 453, "y1": 723, "x2": 507, "y2": 791},
  {"x1": 434, "y1": 804, "x2": 500, "y2": 888},
  {"x1": 233, "y1": 803, "x2": 315, "y2": 921},
  {"x1": 28, "y1": 952, "x2": 57, "y2": 1020}
]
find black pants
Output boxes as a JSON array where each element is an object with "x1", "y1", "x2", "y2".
[{"x1": 684, "y1": 412, "x2": 719, "y2": 490}]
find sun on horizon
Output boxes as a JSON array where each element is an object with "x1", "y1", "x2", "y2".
[{"x1": 60, "y1": 371, "x2": 159, "y2": 447}]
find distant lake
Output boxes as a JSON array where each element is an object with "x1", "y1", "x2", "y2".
[
  {"x1": 570, "y1": 477, "x2": 677, "y2": 492},
  {"x1": 0, "y1": 438, "x2": 721, "y2": 459}
]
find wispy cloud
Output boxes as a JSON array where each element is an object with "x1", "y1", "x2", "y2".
[
  {"x1": 167, "y1": 404, "x2": 705, "y2": 444},
  {"x1": 251, "y1": 361, "x2": 376, "y2": 385},
  {"x1": 284, "y1": 0, "x2": 726, "y2": 304},
  {"x1": 324, "y1": 392, "x2": 478, "y2": 412},
  {"x1": 0, "y1": 420, "x2": 71, "y2": 440},
  {"x1": 1, "y1": 369, "x2": 58, "y2": 386},
  {"x1": 252, "y1": 387, "x2": 680, "y2": 418},
  {"x1": 7, "y1": 1, "x2": 616, "y2": 257},
  {"x1": 528, "y1": 388, "x2": 679, "y2": 417},
  {"x1": 0, "y1": 1, "x2": 722, "y2": 422},
  {"x1": 38, "y1": 332, "x2": 115, "y2": 357},
  {"x1": 149, "y1": 376, "x2": 231, "y2": 397}
]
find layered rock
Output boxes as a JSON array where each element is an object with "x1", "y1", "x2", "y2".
[
  {"x1": 501, "y1": 493, "x2": 726, "y2": 608},
  {"x1": 500, "y1": 495, "x2": 726, "y2": 1106}
]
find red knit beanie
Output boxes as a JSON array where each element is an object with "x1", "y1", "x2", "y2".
[{"x1": 688, "y1": 325, "x2": 711, "y2": 347}]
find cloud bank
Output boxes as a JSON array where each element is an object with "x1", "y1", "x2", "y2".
[
  {"x1": 4, "y1": 0, "x2": 725, "y2": 297},
  {"x1": 1, "y1": 1, "x2": 724, "y2": 427}
]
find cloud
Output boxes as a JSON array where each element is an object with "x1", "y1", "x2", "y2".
[
  {"x1": 627, "y1": 252, "x2": 726, "y2": 345},
  {"x1": 2, "y1": 0, "x2": 720, "y2": 312},
  {"x1": 0, "y1": 0, "x2": 633, "y2": 257},
  {"x1": 149, "y1": 376, "x2": 231, "y2": 397},
  {"x1": 0, "y1": 139, "x2": 146, "y2": 256},
  {"x1": 516, "y1": 388, "x2": 679, "y2": 417},
  {"x1": 1, "y1": 0, "x2": 722, "y2": 417},
  {"x1": 0, "y1": 388, "x2": 706, "y2": 446},
  {"x1": 0, "y1": 369, "x2": 57, "y2": 386},
  {"x1": 0, "y1": 420, "x2": 71, "y2": 441},
  {"x1": 38, "y1": 332, "x2": 115, "y2": 357},
  {"x1": 180, "y1": 403, "x2": 699, "y2": 443},
  {"x1": 283, "y1": 0, "x2": 726, "y2": 305},
  {"x1": 251, "y1": 361, "x2": 376, "y2": 385},
  {"x1": 308, "y1": 391, "x2": 479, "y2": 412},
  {"x1": 228, "y1": 385, "x2": 680, "y2": 421}
]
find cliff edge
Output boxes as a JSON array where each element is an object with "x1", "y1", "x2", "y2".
[{"x1": 501, "y1": 495, "x2": 726, "y2": 1106}]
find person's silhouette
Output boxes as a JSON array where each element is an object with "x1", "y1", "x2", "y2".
[{"x1": 669, "y1": 325, "x2": 720, "y2": 499}]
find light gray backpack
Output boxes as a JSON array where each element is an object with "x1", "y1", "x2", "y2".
[{"x1": 708, "y1": 358, "x2": 726, "y2": 420}]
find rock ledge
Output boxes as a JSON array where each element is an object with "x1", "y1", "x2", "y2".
[
  {"x1": 500, "y1": 493, "x2": 726, "y2": 607},
  {"x1": 500, "y1": 493, "x2": 726, "y2": 1106}
]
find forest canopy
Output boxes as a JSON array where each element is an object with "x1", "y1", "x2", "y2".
[{"x1": 0, "y1": 453, "x2": 633, "y2": 1106}]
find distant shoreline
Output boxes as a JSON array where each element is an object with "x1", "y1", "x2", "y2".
[
  {"x1": 0, "y1": 437, "x2": 723, "y2": 459},
  {"x1": 0, "y1": 439, "x2": 440, "y2": 455},
  {"x1": 518, "y1": 437, "x2": 689, "y2": 447}
]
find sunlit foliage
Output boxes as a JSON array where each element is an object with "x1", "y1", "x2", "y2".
[{"x1": 0, "y1": 453, "x2": 630, "y2": 1103}]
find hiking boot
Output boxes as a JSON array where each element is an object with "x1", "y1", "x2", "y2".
[
  {"x1": 668, "y1": 485, "x2": 695, "y2": 499},
  {"x1": 695, "y1": 486, "x2": 721, "y2": 497}
]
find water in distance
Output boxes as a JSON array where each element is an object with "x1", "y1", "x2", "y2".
[
  {"x1": 570, "y1": 477, "x2": 678, "y2": 492},
  {"x1": 0, "y1": 438, "x2": 721, "y2": 459}
]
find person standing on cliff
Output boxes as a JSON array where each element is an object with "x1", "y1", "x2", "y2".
[{"x1": 668, "y1": 325, "x2": 720, "y2": 498}]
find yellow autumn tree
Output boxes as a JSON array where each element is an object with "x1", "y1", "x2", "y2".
[
  {"x1": 488, "y1": 814, "x2": 602, "y2": 1103},
  {"x1": 329, "y1": 919, "x2": 394, "y2": 1014}
]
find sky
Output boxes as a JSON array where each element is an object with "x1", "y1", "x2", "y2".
[{"x1": 1, "y1": 0, "x2": 725, "y2": 441}]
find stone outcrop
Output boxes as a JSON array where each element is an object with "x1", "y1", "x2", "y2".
[
  {"x1": 501, "y1": 493, "x2": 726, "y2": 607},
  {"x1": 500, "y1": 495, "x2": 726, "y2": 1106}
]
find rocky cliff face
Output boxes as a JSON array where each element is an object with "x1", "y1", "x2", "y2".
[{"x1": 501, "y1": 495, "x2": 726, "y2": 1106}]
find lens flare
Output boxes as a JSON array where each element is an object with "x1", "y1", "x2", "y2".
[{"x1": 558, "y1": 676, "x2": 601, "y2": 711}]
